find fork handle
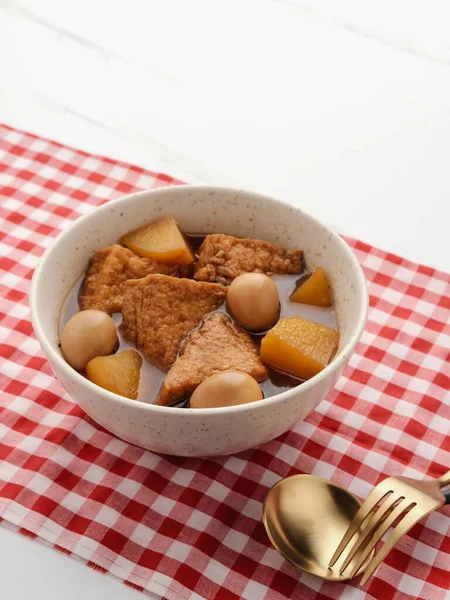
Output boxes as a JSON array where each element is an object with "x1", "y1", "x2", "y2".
[
  {"x1": 438, "y1": 470, "x2": 450, "y2": 488},
  {"x1": 444, "y1": 489, "x2": 450, "y2": 505}
]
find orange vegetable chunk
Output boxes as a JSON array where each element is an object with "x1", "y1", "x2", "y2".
[
  {"x1": 260, "y1": 316, "x2": 339, "y2": 380},
  {"x1": 85, "y1": 349, "x2": 142, "y2": 399},
  {"x1": 121, "y1": 216, "x2": 194, "y2": 265},
  {"x1": 289, "y1": 267, "x2": 332, "y2": 307}
]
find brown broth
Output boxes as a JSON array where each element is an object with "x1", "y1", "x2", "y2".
[
  {"x1": 59, "y1": 236, "x2": 337, "y2": 406},
  {"x1": 185, "y1": 233, "x2": 206, "y2": 256}
]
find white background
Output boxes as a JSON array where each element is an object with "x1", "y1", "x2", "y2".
[{"x1": 1, "y1": 1, "x2": 449, "y2": 599}]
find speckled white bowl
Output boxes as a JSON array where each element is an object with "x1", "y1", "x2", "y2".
[{"x1": 30, "y1": 186, "x2": 368, "y2": 457}]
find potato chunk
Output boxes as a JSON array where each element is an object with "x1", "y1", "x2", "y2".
[
  {"x1": 121, "y1": 216, "x2": 194, "y2": 265},
  {"x1": 260, "y1": 316, "x2": 339, "y2": 380},
  {"x1": 85, "y1": 349, "x2": 142, "y2": 399},
  {"x1": 289, "y1": 268, "x2": 332, "y2": 307}
]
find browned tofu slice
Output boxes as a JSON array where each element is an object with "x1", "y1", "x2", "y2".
[
  {"x1": 79, "y1": 244, "x2": 191, "y2": 314},
  {"x1": 120, "y1": 274, "x2": 227, "y2": 371},
  {"x1": 157, "y1": 312, "x2": 268, "y2": 406},
  {"x1": 194, "y1": 234, "x2": 303, "y2": 284}
]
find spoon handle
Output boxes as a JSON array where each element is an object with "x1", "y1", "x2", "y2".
[
  {"x1": 438, "y1": 469, "x2": 450, "y2": 487},
  {"x1": 443, "y1": 489, "x2": 450, "y2": 505}
]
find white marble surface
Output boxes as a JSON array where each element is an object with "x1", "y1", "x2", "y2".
[{"x1": 1, "y1": 1, "x2": 449, "y2": 599}]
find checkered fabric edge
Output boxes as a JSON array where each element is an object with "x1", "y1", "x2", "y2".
[{"x1": 1, "y1": 123, "x2": 449, "y2": 600}]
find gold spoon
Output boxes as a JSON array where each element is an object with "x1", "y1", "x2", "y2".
[{"x1": 263, "y1": 475, "x2": 375, "y2": 581}]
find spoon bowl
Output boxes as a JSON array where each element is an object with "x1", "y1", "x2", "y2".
[{"x1": 263, "y1": 475, "x2": 374, "y2": 581}]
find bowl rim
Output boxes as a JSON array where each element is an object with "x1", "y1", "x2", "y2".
[{"x1": 30, "y1": 185, "x2": 368, "y2": 416}]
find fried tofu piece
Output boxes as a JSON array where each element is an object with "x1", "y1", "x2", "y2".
[
  {"x1": 194, "y1": 234, "x2": 303, "y2": 284},
  {"x1": 79, "y1": 245, "x2": 191, "y2": 314},
  {"x1": 120, "y1": 274, "x2": 227, "y2": 371},
  {"x1": 157, "y1": 313, "x2": 268, "y2": 406}
]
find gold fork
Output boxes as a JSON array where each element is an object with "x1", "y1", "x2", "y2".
[{"x1": 329, "y1": 470, "x2": 450, "y2": 585}]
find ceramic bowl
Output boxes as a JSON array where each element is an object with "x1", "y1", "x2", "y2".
[{"x1": 30, "y1": 186, "x2": 368, "y2": 457}]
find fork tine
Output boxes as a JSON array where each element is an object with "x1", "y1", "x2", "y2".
[
  {"x1": 339, "y1": 494, "x2": 406, "y2": 574},
  {"x1": 328, "y1": 485, "x2": 392, "y2": 568},
  {"x1": 347, "y1": 498, "x2": 414, "y2": 578},
  {"x1": 360, "y1": 505, "x2": 420, "y2": 586}
]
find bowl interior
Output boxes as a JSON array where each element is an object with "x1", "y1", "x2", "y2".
[{"x1": 32, "y1": 186, "x2": 367, "y2": 384}]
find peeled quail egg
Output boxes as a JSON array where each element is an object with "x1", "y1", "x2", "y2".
[
  {"x1": 227, "y1": 273, "x2": 279, "y2": 332},
  {"x1": 60, "y1": 310, "x2": 118, "y2": 371},
  {"x1": 189, "y1": 370, "x2": 263, "y2": 408}
]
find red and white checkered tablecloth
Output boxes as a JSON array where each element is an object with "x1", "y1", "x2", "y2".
[{"x1": 0, "y1": 123, "x2": 449, "y2": 600}]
